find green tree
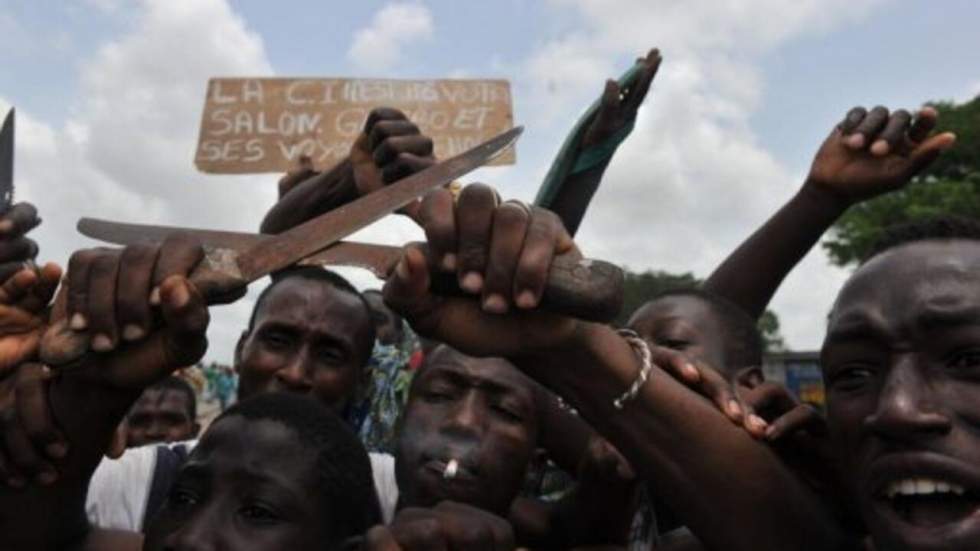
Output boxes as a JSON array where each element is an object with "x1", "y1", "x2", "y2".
[
  {"x1": 823, "y1": 96, "x2": 980, "y2": 266},
  {"x1": 616, "y1": 268, "x2": 785, "y2": 352}
]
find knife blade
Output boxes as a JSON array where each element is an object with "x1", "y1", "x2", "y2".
[
  {"x1": 0, "y1": 109, "x2": 14, "y2": 212},
  {"x1": 78, "y1": 217, "x2": 402, "y2": 279},
  {"x1": 42, "y1": 126, "x2": 523, "y2": 366}
]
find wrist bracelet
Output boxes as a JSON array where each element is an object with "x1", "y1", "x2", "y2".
[{"x1": 613, "y1": 329, "x2": 653, "y2": 410}]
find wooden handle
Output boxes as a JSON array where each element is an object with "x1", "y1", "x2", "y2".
[
  {"x1": 39, "y1": 261, "x2": 245, "y2": 368},
  {"x1": 431, "y1": 253, "x2": 623, "y2": 323}
]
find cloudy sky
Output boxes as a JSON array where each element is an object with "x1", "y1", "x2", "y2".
[{"x1": 1, "y1": 0, "x2": 978, "y2": 363}]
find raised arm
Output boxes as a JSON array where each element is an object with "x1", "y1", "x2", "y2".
[
  {"x1": 0, "y1": 235, "x2": 212, "y2": 550},
  {"x1": 383, "y1": 185, "x2": 854, "y2": 550},
  {"x1": 703, "y1": 106, "x2": 956, "y2": 318},
  {"x1": 260, "y1": 107, "x2": 435, "y2": 234},
  {"x1": 535, "y1": 49, "x2": 661, "y2": 236}
]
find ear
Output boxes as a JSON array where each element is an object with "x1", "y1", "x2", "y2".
[
  {"x1": 734, "y1": 366, "x2": 765, "y2": 389},
  {"x1": 234, "y1": 329, "x2": 249, "y2": 372}
]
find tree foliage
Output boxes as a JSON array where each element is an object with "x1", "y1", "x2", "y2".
[
  {"x1": 824, "y1": 95, "x2": 980, "y2": 266},
  {"x1": 616, "y1": 268, "x2": 785, "y2": 352}
]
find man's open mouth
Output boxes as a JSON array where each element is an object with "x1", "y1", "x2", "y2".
[{"x1": 878, "y1": 477, "x2": 980, "y2": 527}]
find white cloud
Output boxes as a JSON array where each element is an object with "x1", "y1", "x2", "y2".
[
  {"x1": 509, "y1": 0, "x2": 889, "y2": 350},
  {"x1": 347, "y1": 2, "x2": 434, "y2": 73},
  {"x1": 15, "y1": 0, "x2": 273, "y2": 364}
]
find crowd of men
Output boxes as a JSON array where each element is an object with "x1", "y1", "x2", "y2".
[{"x1": 0, "y1": 47, "x2": 975, "y2": 550}]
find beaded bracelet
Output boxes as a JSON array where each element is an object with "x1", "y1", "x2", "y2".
[{"x1": 613, "y1": 328, "x2": 653, "y2": 410}]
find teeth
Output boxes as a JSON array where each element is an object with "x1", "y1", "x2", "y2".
[{"x1": 884, "y1": 478, "x2": 968, "y2": 499}]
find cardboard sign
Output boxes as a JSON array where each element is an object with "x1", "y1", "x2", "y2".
[{"x1": 194, "y1": 78, "x2": 515, "y2": 174}]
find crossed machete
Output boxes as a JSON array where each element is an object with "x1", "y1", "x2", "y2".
[{"x1": 0, "y1": 117, "x2": 623, "y2": 366}]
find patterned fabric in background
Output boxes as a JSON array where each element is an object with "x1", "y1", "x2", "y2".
[{"x1": 352, "y1": 329, "x2": 420, "y2": 453}]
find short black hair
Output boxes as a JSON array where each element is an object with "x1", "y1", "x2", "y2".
[
  {"x1": 631, "y1": 288, "x2": 764, "y2": 370},
  {"x1": 863, "y1": 215, "x2": 980, "y2": 264},
  {"x1": 247, "y1": 266, "x2": 376, "y2": 360},
  {"x1": 215, "y1": 392, "x2": 382, "y2": 544},
  {"x1": 363, "y1": 288, "x2": 404, "y2": 329},
  {"x1": 139, "y1": 376, "x2": 197, "y2": 420}
]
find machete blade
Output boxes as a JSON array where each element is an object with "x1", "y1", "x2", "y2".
[{"x1": 0, "y1": 109, "x2": 14, "y2": 212}]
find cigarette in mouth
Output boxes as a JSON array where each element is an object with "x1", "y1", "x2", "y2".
[{"x1": 443, "y1": 459, "x2": 459, "y2": 480}]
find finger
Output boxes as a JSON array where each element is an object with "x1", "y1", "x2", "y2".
[
  {"x1": 365, "y1": 107, "x2": 409, "y2": 135},
  {"x1": 0, "y1": 266, "x2": 36, "y2": 304},
  {"x1": 383, "y1": 245, "x2": 438, "y2": 336},
  {"x1": 692, "y1": 359, "x2": 747, "y2": 425},
  {"x1": 17, "y1": 364, "x2": 67, "y2": 462},
  {"x1": 847, "y1": 106, "x2": 888, "y2": 150},
  {"x1": 115, "y1": 244, "x2": 158, "y2": 343},
  {"x1": 24, "y1": 262, "x2": 62, "y2": 314},
  {"x1": 381, "y1": 153, "x2": 435, "y2": 184},
  {"x1": 870, "y1": 109, "x2": 911, "y2": 156},
  {"x1": 625, "y1": 49, "x2": 661, "y2": 110},
  {"x1": 0, "y1": 262, "x2": 27, "y2": 285},
  {"x1": 907, "y1": 106, "x2": 938, "y2": 144},
  {"x1": 0, "y1": 203, "x2": 40, "y2": 237},
  {"x1": 481, "y1": 202, "x2": 530, "y2": 314},
  {"x1": 455, "y1": 184, "x2": 497, "y2": 294},
  {"x1": 600, "y1": 79, "x2": 619, "y2": 109},
  {"x1": 419, "y1": 189, "x2": 458, "y2": 271},
  {"x1": 278, "y1": 162, "x2": 318, "y2": 198},
  {"x1": 364, "y1": 526, "x2": 403, "y2": 551},
  {"x1": 66, "y1": 249, "x2": 98, "y2": 331},
  {"x1": 151, "y1": 233, "x2": 204, "y2": 304},
  {"x1": 766, "y1": 404, "x2": 825, "y2": 441},
  {"x1": 87, "y1": 252, "x2": 121, "y2": 352},
  {"x1": 511, "y1": 208, "x2": 565, "y2": 310},
  {"x1": 740, "y1": 382, "x2": 800, "y2": 415},
  {"x1": 374, "y1": 135, "x2": 434, "y2": 167},
  {"x1": 369, "y1": 119, "x2": 421, "y2": 152},
  {"x1": 0, "y1": 237, "x2": 38, "y2": 264},
  {"x1": 4, "y1": 409, "x2": 53, "y2": 484},
  {"x1": 157, "y1": 276, "x2": 210, "y2": 368},
  {"x1": 392, "y1": 517, "x2": 448, "y2": 551},
  {"x1": 838, "y1": 106, "x2": 867, "y2": 136},
  {"x1": 905, "y1": 132, "x2": 957, "y2": 177},
  {"x1": 1, "y1": 420, "x2": 31, "y2": 487}
]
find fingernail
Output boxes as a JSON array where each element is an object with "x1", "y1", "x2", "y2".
[
  {"x1": 765, "y1": 425, "x2": 778, "y2": 440},
  {"x1": 460, "y1": 272, "x2": 483, "y2": 294},
  {"x1": 149, "y1": 287, "x2": 161, "y2": 305},
  {"x1": 682, "y1": 363, "x2": 700, "y2": 382},
  {"x1": 516, "y1": 290, "x2": 537, "y2": 309},
  {"x1": 46, "y1": 442, "x2": 68, "y2": 459},
  {"x1": 122, "y1": 324, "x2": 146, "y2": 342},
  {"x1": 750, "y1": 414, "x2": 768, "y2": 432},
  {"x1": 69, "y1": 313, "x2": 87, "y2": 331},
  {"x1": 37, "y1": 470, "x2": 58, "y2": 486},
  {"x1": 91, "y1": 334, "x2": 114, "y2": 352},
  {"x1": 846, "y1": 134, "x2": 865, "y2": 148},
  {"x1": 171, "y1": 283, "x2": 190, "y2": 308},
  {"x1": 395, "y1": 258, "x2": 411, "y2": 280},
  {"x1": 441, "y1": 253, "x2": 457, "y2": 271},
  {"x1": 870, "y1": 140, "x2": 889, "y2": 156},
  {"x1": 482, "y1": 294, "x2": 508, "y2": 314},
  {"x1": 727, "y1": 400, "x2": 742, "y2": 420}
]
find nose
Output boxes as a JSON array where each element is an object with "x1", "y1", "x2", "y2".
[
  {"x1": 443, "y1": 392, "x2": 485, "y2": 437},
  {"x1": 145, "y1": 420, "x2": 166, "y2": 441},
  {"x1": 275, "y1": 348, "x2": 313, "y2": 392},
  {"x1": 162, "y1": 509, "x2": 219, "y2": 551},
  {"x1": 865, "y1": 356, "x2": 952, "y2": 441}
]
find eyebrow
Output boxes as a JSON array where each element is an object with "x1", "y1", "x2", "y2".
[
  {"x1": 178, "y1": 461, "x2": 307, "y2": 500},
  {"x1": 257, "y1": 320, "x2": 353, "y2": 350},
  {"x1": 915, "y1": 306, "x2": 980, "y2": 331},
  {"x1": 425, "y1": 366, "x2": 528, "y2": 398}
]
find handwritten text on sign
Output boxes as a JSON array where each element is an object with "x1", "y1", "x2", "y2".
[{"x1": 194, "y1": 78, "x2": 515, "y2": 174}]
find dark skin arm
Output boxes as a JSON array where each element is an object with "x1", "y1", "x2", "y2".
[
  {"x1": 260, "y1": 107, "x2": 435, "y2": 234},
  {"x1": 0, "y1": 235, "x2": 211, "y2": 550},
  {"x1": 547, "y1": 49, "x2": 661, "y2": 237},
  {"x1": 384, "y1": 187, "x2": 854, "y2": 551},
  {"x1": 703, "y1": 106, "x2": 956, "y2": 319}
]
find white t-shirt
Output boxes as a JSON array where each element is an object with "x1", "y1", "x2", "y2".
[{"x1": 86, "y1": 441, "x2": 399, "y2": 531}]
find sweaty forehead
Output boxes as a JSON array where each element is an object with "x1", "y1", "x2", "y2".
[
  {"x1": 191, "y1": 416, "x2": 314, "y2": 482},
  {"x1": 420, "y1": 347, "x2": 537, "y2": 402},
  {"x1": 630, "y1": 295, "x2": 718, "y2": 331},
  {"x1": 828, "y1": 239, "x2": 980, "y2": 335},
  {"x1": 255, "y1": 278, "x2": 369, "y2": 330}
]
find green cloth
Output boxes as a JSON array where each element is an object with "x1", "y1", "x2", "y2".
[{"x1": 533, "y1": 63, "x2": 643, "y2": 208}]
